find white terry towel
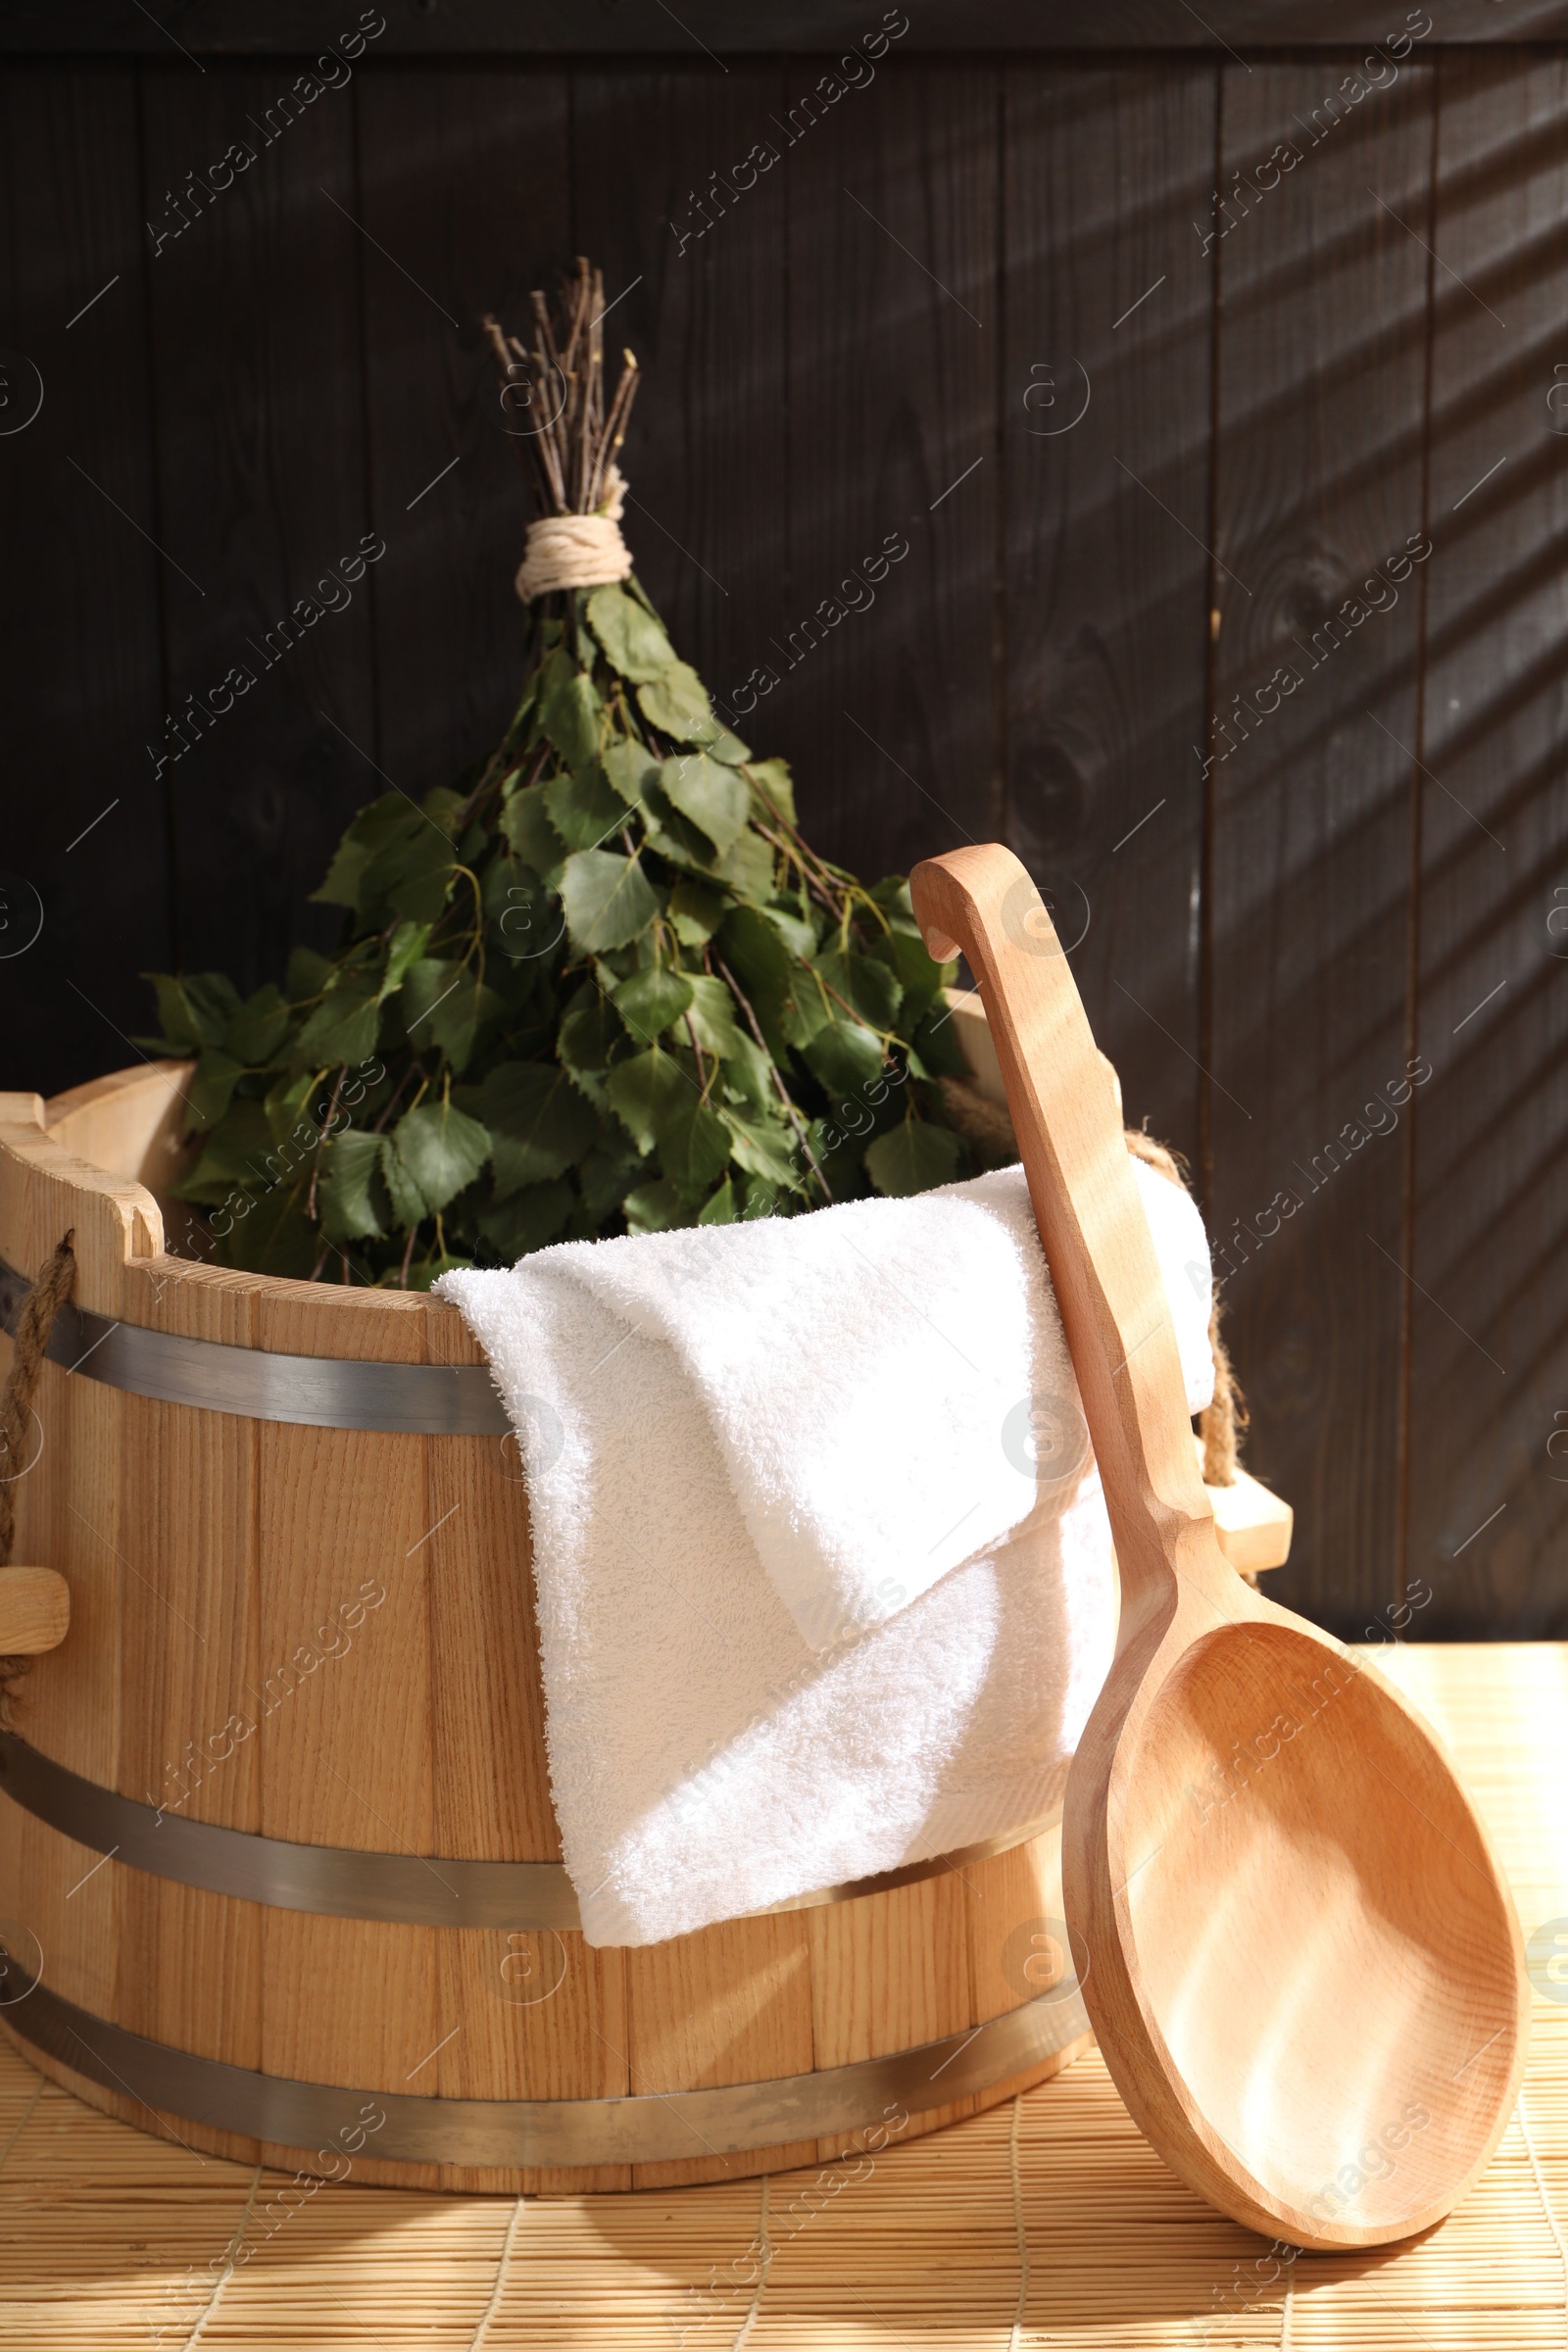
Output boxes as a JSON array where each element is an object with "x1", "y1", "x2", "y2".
[{"x1": 437, "y1": 1160, "x2": 1213, "y2": 1947}]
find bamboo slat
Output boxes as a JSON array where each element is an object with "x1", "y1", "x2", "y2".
[{"x1": 0, "y1": 1642, "x2": 1564, "y2": 2346}]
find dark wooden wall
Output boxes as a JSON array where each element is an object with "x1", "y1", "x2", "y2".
[{"x1": 4, "y1": 22, "x2": 1567, "y2": 1641}]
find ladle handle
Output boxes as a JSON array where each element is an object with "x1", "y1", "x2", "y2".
[{"x1": 909, "y1": 845, "x2": 1217, "y2": 1634}]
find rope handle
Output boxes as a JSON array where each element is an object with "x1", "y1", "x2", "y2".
[
  {"x1": 0, "y1": 1233, "x2": 76, "y2": 1715},
  {"x1": 939, "y1": 1081, "x2": 1247, "y2": 1486},
  {"x1": 1119, "y1": 1130, "x2": 1248, "y2": 1487}
]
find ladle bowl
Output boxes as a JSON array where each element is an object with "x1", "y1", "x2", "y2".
[{"x1": 910, "y1": 843, "x2": 1528, "y2": 2250}]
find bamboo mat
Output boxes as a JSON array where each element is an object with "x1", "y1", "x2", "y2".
[{"x1": 2, "y1": 1642, "x2": 1566, "y2": 2350}]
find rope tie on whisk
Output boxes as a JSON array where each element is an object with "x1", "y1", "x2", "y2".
[
  {"x1": 1120, "y1": 1130, "x2": 1247, "y2": 1485},
  {"x1": 0, "y1": 1232, "x2": 75, "y2": 1719},
  {"x1": 514, "y1": 465, "x2": 632, "y2": 601}
]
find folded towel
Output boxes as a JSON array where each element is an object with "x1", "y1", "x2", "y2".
[{"x1": 437, "y1": 1159, "x2": 1212, "y2": 1947}]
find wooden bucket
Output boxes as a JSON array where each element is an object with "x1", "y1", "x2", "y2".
[{"x1": 0, "y1": 1061, "x2": 1094, "y2": 2191}]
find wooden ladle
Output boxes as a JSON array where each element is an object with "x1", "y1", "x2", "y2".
[{"x1": 910, "y1": 843, "x2": 1528, "y2": 2250}]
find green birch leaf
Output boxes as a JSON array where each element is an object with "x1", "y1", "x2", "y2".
[
  {"x1": 802, "y1": 1017, "x2": 886, "y2": 1097},
  {"x1": 161, "y1": 971, "x2": 243, "y2": 1050},
  {"x1": 698, "y1": 1176, "x2": 739, "y2": 1225},
  {"x1": 176, "y1": 1099, "x2": 270, "y2": 1200},
  {"x1": 484, "y1": 857, "x2": 563, "y2": 969},
  {"x1": 867, "y1": 874, "x2": 920, "y2": 922},
  {"x1": 642, "y1": 797, "x2": 721, "y2": 872},
  {"x1": 319, "y1": 1129, "x2": 388, "y2": 1242},
  {"x1": 217, "y1": 1185, "x2": 318, "y2": 1279},
  {"x1": 501, "y1": 781, "x2": 568, "y2": 887},
  {"x1": 765, "y1": 905, "x2": 816, "y2": 961},
  {"x1": 780, "y1": 974, "x2": 834, "y2": 1051},
  {"x1": 660, "y1": 753, "x2": 751, "y2": 857},
  {"x1": 734, "y1": 1169, "x2": 787, "y2": 1220},
  {"x1": 188, "y1": 1049, "x2": 245, "y2": 1131},
  {"x1": 591, "y1": 946, "x2": 636, "y2": 991},
  {"x1": 714, "y1": 828, "x2": 774, "y2": 901},
  {"x1": 602, "y1": 738, "x2": 661, "y2": 808},
  {"x1": 391, "y1": 837, "x2": 458, "y2": 925},
  {"x1": 502, "y1": 664, "x2": 540, "y2": 744},
  {"x1": 745, "y1": 758, "x2": 797, "y2": 826},
  {"x1": 362, "y1": 821, "x2": 457, "y2": 924},
  {"x1": 343, "y1": 799, "x2": 448, "y2": 915},
  {"x1": 703, "y1": 722, "x2": 752, "y2": 765},
  {"x1": 422, "y1": 786, "x2": 466, "y2": 834},
  {"x1": 810, "y1": 1110, "x2": 860, "y2": 1177},
  {"x1": 400, "y1": 959, "x2": 504, "y2": 1074},
  {"x1": 604, "y1": 1048, "x2": 691, "y2": 1155},
  {"x1": 437, "y1": 986, "x2": 506, "y2": 1075},
  {"x1": 866, "y1": 924, "x2": 944, "y2": 1013},
  {"x1": 378, "y1": 1137, "x2": 426, "y2": 1229},
  {"x1": 658, "y1": 1095, "x2": 731, "y2": 1200},
  {"x1": 295, "y1": 985, "x2": 380, "y2": 1070},
  {"x1": 637, "y1": 661, "x2": 713, "y2": 744},
  {"x1": 911, "y1": 996, "x2": 969, "y2": 1078},
  {"x1": 713, "y1": 904, "x2": 793, "y2": 1059},
  {"x1": 559, "y1": 849, "x2": 660, "y2": 955},
  {"x1": 524, "y1": 645, "x2": 574, "y2": 750},
  {"x1": 312, "y1": 795, "x2": 421, "y2": 914},
  {"x1": 613, "y1": 966, "x2": 695, "y2": 1044},
  {"x1": 224, "y1": 984, "x2": 290, "y2": 1067},
  {"x1": 544, "y1": 763, "x2": 629, "y2": 854},
  {"x1": 478, "y1": 1178, "x2": 574, "y2": 1260},
  {"x1": 378, "y1": 921, "x2": 431, "y2": 1003},
  {"x1": 623, "y1": 1177, "x2": 695, "y2": 1235},
  {"x1": 864, "y1": 1117, "x2": 965, "y2": 1199},
  {"x1": 399, "y1": 956, "x2": 461, "y2": 1041},
  {"x1": 667, "y1": 876, "x2": 725, "y2": 945},
  {"x1": 482, "y1": 1061, "x2": 597, "y2": 1194},
  {"x1": 263, "y1": 1068, "x2": 318, "y2": 1143},
  {"x1": 311, "y1": 833, "x2": 370, "y2": 911},
  {"x1": 818, "y1": 945, "x2": 902, "y2": 1032},
  {"x1": 558, "y1": 982, "x2": 624, "y2": 1073},
  {"x1": 586, "y1": 584, "x2": 678, "y2": 682},
  {"x1": 580, "y1": 1136, "x2": 646, "y2": 1226},
  {"x1": 285, "y1": 946, "x2": 331, "y2": 1003},
  {"x1": 684, "y1": 972, "x2": 747, "y2": 1060},
  {"x1": 541, "y1": 667, "x2": 602, "y2": 767},
  {"x1": 722, "y1": 1110, "x2": 804, "y2": 1196},
  {"x1": 715, "y1": 1030, "x2": 774, "y2": 1115},
  {"x1": 389, "y1": 1099, "x2": 491, "y2": 1215}
]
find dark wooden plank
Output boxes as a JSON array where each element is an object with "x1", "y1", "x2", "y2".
[
  {"x1": 0, "y1": 64, "x2": 171, "y2": 1099},
  {"x1": 1407, "y1": 52, "x2": 1568, "y2": 1637},
  {"x1": 1001, "y1": 61, "x2": 1215, "y2": 1166},
  {"x1": 140, "y1": 57, "x2": 377, "y2": 999},
  {"x1": 356, "y1": 65, "x2": 571, "y2": 800},
  {"x1": 569, "y1": 60, "x2": 787, "y2": 776},
  {"x1": 2, "y1": 2, "x2": 1559, "y2": 57},
  {"x1": 780, "y1": 58, "x2": 998, "y2": 888},
  {"x1": 1205, "y1": 57, "x2": 1435, "y2": 1636}
]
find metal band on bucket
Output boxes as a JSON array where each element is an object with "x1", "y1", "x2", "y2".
[
  {"x1": 0, "y1": 1952, "x2": 1087, "y2": 2167},
  {"x1": 0, "y1": 1734, "x2": 1058, "y2": 1929},
  {"x1": 0, "y1": 1255, "x2": 510, "y2": 1435}
]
